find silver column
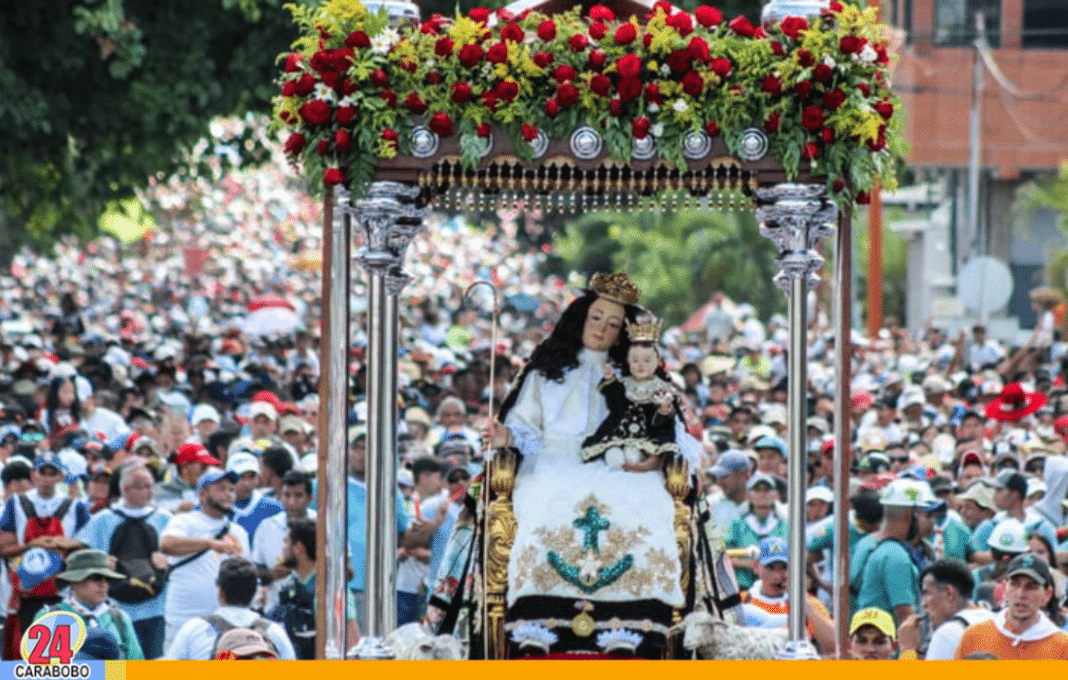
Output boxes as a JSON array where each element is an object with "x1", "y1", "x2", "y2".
[
  {"x1": 348, "y1": 181, "x2": 426, "y2": 658},
  {"x1": 756, "y1": 184, "x2": 836, "y2": 659}
]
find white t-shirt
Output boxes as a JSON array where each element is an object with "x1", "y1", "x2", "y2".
[
  {"x1": 161, "y1": 510, "x2": 250, "y2": 643},
  {"x1": 250, "y1": 508, "x2": 316, "y2": 612},
  {"x1": 396, "y1": 491, "x2": 446, "y2": 594},
  {"x1": 926, "y1": 608, "x2": 994, "y2": 660},
  {"x1": 82, "y1": 406, "x2": 131, "y2": 442}
]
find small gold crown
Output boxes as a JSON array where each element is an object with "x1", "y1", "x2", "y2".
[
  {"x1": 588, "y1": 272, "x2": 641, "y2": 306},
  {"x1": 626, "y1": 315, "x2": 662, "y2": 343}
]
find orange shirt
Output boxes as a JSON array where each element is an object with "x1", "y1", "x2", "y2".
[
  {"x1": 742, "y1": 588, "x2": 829, "y2": 639},
  {"x1": 955, "y1": 619, "x2": 1068, "y2": 660}
]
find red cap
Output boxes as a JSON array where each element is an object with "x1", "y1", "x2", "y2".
[
  {"x1": 821, "y1": 439, "x2": 835, "y2": 455},
  {"x1": 175, "y1": 442, "x2": 220, "y2": 467},
  {"x1": 852, "y1": 392, "x2": 874, "y2": 411},
  {"x1": 1055, "y1": 415, "x2": 1068, "y2": 439}
]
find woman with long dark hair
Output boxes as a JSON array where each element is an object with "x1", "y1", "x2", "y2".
[
  {"x1": 41, "y1": 375, "x2": 81, "y2": 447},
  {"x1": 485, "y1": 273, "x2": 703, "y2": 658}
]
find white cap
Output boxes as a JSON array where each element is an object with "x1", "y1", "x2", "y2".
[
  {"x1": 879, "y1": 478, "x2": 937, "y2": 508},
  {"x1": 988, "y1": 519, "x2": 1029, "y2": 554},
  {"x1": 249, "y1": 401, "x2": 278, "y2": 422},
  {"x1": 74, "y1": 375, "x2": 93, "y2": 402},
  {"x1": 225, "y1": 451, "x2": 260, "y2": 476},
  {"x1": 806, "y1": 486, "x2": 834, "y2": 504},
  {"x1": 1027, "y1": 477, "x2": 1047, "y2": 498},
  {"x1": 190, "y1": 404, "x2": 221, "y2": 425}
]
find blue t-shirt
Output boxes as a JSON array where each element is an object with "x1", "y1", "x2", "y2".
[
  {"x1": 232, "y1": 492, "x2": 283, "y2": 548},
  {"x1": 0, "y1": 491, "x2": 91, "y2": 539},
  {"x1": 970, "y1": 518, "x2": 994, "y2": 552},
  {"x1": 856, "y1": 538, "x2": 919, "y2": 624},
  {"x1": 74, "y1": 506, "x2": 173, "y2": 622}
]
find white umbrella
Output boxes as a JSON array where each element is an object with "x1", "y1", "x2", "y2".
[{"x1": 242, "y1": 307, "x2": 303, "y2": 337}]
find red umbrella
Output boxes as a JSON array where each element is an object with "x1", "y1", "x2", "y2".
[
  {"x1": 681, "y1": 301, "x2": 714, "y2": 333},
  {"x1": 247, "y1": 294, "x2": 295, "y2": 312}
]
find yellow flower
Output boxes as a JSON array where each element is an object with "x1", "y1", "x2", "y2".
[{"x1": 323, "y1": 0, "x2": 366, "y2": 22}]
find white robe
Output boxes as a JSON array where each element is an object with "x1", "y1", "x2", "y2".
[{"x1": 502, "y1": 349, "x2": 687, "y2": 631}]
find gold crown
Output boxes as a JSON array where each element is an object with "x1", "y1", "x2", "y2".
[
  {"x1": 626, "y1": 316, "x2": 662, "y2": 343},
  {"x1": 588, "y1": 272, "x2": 641, "y2": 306}
]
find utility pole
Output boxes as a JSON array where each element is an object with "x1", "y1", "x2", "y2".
[{"x1": 967, "y1": 11, "x2": 986, "y2": 317}]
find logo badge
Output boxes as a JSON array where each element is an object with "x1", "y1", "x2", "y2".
[{"x1": 20, "y1": 610, "x2": 86, "y2": 665}]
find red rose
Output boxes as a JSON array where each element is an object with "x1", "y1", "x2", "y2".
[
  {"x1": 497, "y1": 8, "x2": 515, "y2": 22},
  {"x1": 867, "y1": 131, "x2": 887, "y2": 152},
  {"x1": 587, "y1": 49, "x2": 607, "y2": 70},
  {"x1": 323, "y1": 167, "x2": 345, "y2": 186},
  {"x1": 425, "y1": 70, "x2": 442, "y2": 85},
  {"x1": 688, "y1": 36, "x2": 711, "y2": 63},
  {"x1": 666, "y1": 12, "x2": 693, "y2": 36},
  {"x1": 643, "y1": 32, "x2": 653, "y2": 47},
  {"x1": 765, "y1": 112, "x2": 781, "y2": 132},
  {"x1": 298, "y1": 100, "x2": 331, "y2": 125},
  {"x1": 533, "y1": 51, "x2": 554, "y2": 68},
  {"x1": 501, "y1": 22, "x2": 524, "y2": 42},
  {"x1": 557, "y1": 82, "x2": 579, "y2": 107},
  {"x1": 762, "y1": 74, "x2": 782, "y2": 94},
  {"x1": 829, "y1": 1, "x2": 844, "y2": 12},
  {"x1": 283, "y1": 132, "x2": 305, "y2": 154},
  {"x1": 435, "y1": 36, "x2": 454, "y2": 57},
  {"x1": 705, "y1": 120, "x2": 720, "y2": 136},
  {"x1": 876, "y1": 45, "x2": 889, "y2": 64},
  {"x1": 521, "y1": 124, "x2": 538, "y2": 142},
  {"x1": 874, "y1": 100, "x2": 894, "y2": 120},
  {"x1": 429, "y1": 111, "x2": 455, "y2": 136},
  {"x1": 797, "y1": 50, "x2": 815, "y2": 67},
  {"x1": 371, "y1": 69, "x2": 388, "y2": 87},
  {"x1": 813, "y1": 64, "x2": 834, "y2": 82},
  {"x1": 681, "y1": 70, "x2": 704, "y2": 96},
  {"x1": 801, "y1": 105, "x2": 825, "y2": 130},
  {"x1": 487, "y1": 42, "x2": 508, "y2": 64},
  {"x1": 458, "y1": 44, "x2": 484, "y2": 67},
  {"x1": 694, "y1": 5, "x2": 723, "y2": 27},
  {"x1": 644, "y1": 82, "x2": 664, "y2": 105},
  {"x1": 476, "y1": 123, "x2": 491, "y2": 137},
  {"x1": 821, "y1": 127, "x2": 835, "y2": 143},
  {"x1": 589, "y1": 22, "x2": 607, "y2": 40},
  {"x1": 496, "y1": 80, "x2": 519, "y2": 101},
  {"x1": 801, "y1": 142, "x2": 819, "y2": 160},
  {"x1": 709, "y1": 57, "x2": 731, "y2": 78},
  {"x1": 856, "y1": 190, "x2": 871, "y2": 204},
  {"x1": 794, "y1": 80, "x2": 812, "y2": 98},
  {"x1": 321, "y1": 70, "x2": 341, "y2": 90},
  {"x1": 589, "y1": 4, "x2": 615, "y2": 21},
  {"x1": 666, "y1": 49, "x2": 691, "y2": 74},
  {"x1": 617, "y1": 54, "x2": 642, "y2": 79},
  {"x1": 617, "y1": 77, "x2": 642, "y2": 102},
  {"x1": 631, "y1": 117, "x2": 651, "y2": 139},
  {"x1": 591, "y1": 74, "x2": 612, "y2": 96},
  {"x1": 552, "y1": 64, "x2": 578, "y2": 83},
  {"x1": 481, "y1": 91, "x2": 499, "y2": 111},
  {"x1": 293, "y1": 73, "x2": 316, "y2": 96},
  {"x1": 382, "y1": 128, "x2": 399, "y2": 144},
  {"x1": 569, "y1": 34, "x2": 589, "y2": 51},
  {"x1": 650, "y1": 0, "x2": 672, "y2": 18},
  {"x1": 608, "y1": 98, "x2": 623, "y2": 116},
  {"x1": 310, "y1": 50, "x2": 331, "y2": 72},
  {"x1": 614, "y1": 23, "x2": 637, "y2": 45},
  {"x1": 316, "y1": 139, "x2": 330, "y2": 156},
  {"x1": 346, "y1": 31, "x2": 370, "y2": 48},
  {"x1": 469, "y1": 7, "x2": 490, "y2": 24},
  {"x1": 839, "y1": 35, "x2": 862, "y2": 54},
  {"x1": 537, "y1": 20, "x2": 556, "y2": 41},
  {"x1": 822, "y1": 88, "x2": 847, "y2": 111},
  {"x1": 379, "y1": 89, "x2": 397, "y2": 107},
  {"x1": 334, "y1": 129, "x2": 352, "y2": 154},
  {"x1": 450, "y1": 82, "x2": 472, "y2": 103},
  {"x1": 833, "y1": 178, "x2": 845, "y2": 193},
  {"x1": 856, "y1": 82, "x2": 870, "y2": 97},
  {"x1": 336, "y1": 104, "x2": 357, "y2": 125},
  {"x1": 779, "y1": 16, "x2": 808, "y2": 40},
  {"x1": 771, "y1": 41, "x2": 785, "y2": 56},
  {"x1": 728, "y1": 15, "x2": 755, "y2": 37},
  {"x1": 545, "y1": 98, "x2": 561, "y2": 116},
  {"x1": 284, "y1": 54, "x2": 303, "y2": 72},
  {"x1": 282, "y1": 81, "x2": 297, "y2": 97},
  {"x1": 342, "y1": 78, "x2": 358, "y2": 94}
]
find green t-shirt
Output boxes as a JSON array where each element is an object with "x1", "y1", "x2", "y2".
[
  {"x1": 726, "y1": 512, "x2": 788, "y2": 590},
  {"x1": 856, "y1": 538, "x2": 919, "y2": 624},
  {"x1": 808, "y1": 515, "x2": 866, "y2": 570},
  {"x1": 937, "y1": 516, "x2": 973, "y2": 562}
]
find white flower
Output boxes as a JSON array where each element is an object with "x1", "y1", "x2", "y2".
[
  {"x1": 823, "y1": 55, "x2": 836, "y2": 68},
  {"x1": 647, "y1": 103, "x2": 660, "y2": 114},
  {"x1": 859, "y1": 44, "x2": 877, "y2": 65},
  {"x1": 673, "y1": 99, "x2": 688, "y2": 113},
  {"x1": 313, "y1": 83, "x2": 337, "y2": 103},
  {"x1": 659, "y1": 64, "x2": 671, "y2": 77},
  {"x1": 338, "y1": 95, "x2": 356, "y2": 108},
  {"x1": 371, "y1": 27, "x2": 399, "y2": 55},
  {"x1": 650, "y1": 122, "x2": 664, "y2": 137}
]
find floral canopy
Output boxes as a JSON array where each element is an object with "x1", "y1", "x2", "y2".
[{"x1": 273, "y1": 0, "x2": 904, "y2": 207}]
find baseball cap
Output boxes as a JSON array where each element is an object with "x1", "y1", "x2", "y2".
[
  {"x1": 279, "y1": 415, "x2": 309, "y2": 436},
  {"x1": 397, "y1": 468, "x2": 414, "y2": 488},
  {"x1": 805, "y1": 416, "x2": 829, "y2": 434},
  {"x1": 806, "y1": 486, "x2": 834, "y2": 504},
  {"x1": 879, "y1": 478, "x2": 937, "y2": 508},
  {"x1": 747, "y1": 472, "x2": 777, "y2": 491},
  {"x1": 753, "y1": 435, "x2": 787, "y2": 459},
  {"x1": 710, "y1": 450, "x2": 751, "y2": 478},
  {"x1": 956, "y1": 482, "x2": 996, "y2": 511},
  {"x1": 348, "y1": 426, "x2": 367, "y2": 446},
  {"x1": 849, "y1": 608, "x2": 896, "y2": 640},
  {"x1": 214, "y1": 628, "x2": 277, "y2": 659},
  {"x1": 33, "y1": 453, "x2": 67, "y2": 474},
  {"x1": 992, "y1": 470, "x2": 1028, "y2": 498},
  {"x1": 226, "y1": 452, "x2": 260, "y2": 477},
  {"x1": 196, "y1": 467, "x2": 239, "y2": 493},
  {"x1": 1005, "y1": 553, "x2": 1054, "y2": 588},
  {"x1": 249, "y1": 401, "x2": 278, "y2": 422},
  {"x1": 1027, "y1": 477, "x2": 1047, "y2": 498},
  {"x1": 175, "y1": 442, "x2": 220, "y2": 467},
  {"x1": 190, "y1": 404, "x2": 221, "y2": 426},
  {"x1": 758, "y1": 536, "x2": 788, "y2": 566}
]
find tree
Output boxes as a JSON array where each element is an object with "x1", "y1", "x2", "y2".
[
  {"x1": 1018, "y1": 162, "x2": 1068, "y2": 294},
  {"x1": 0, "y1": 0, "x2": 295, "y2": 253}
]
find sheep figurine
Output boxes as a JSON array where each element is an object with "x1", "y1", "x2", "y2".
[{"x1": 682, "y1": 611, "x2": 789, "y2": 660}]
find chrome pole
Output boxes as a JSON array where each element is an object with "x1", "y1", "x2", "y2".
[
  {"x1": 832, "y1": 205, "x2": 854, "y2": 658},
  {"x1": 350, "y1": 182, "x2": 426, "y2": 659},
  {"x1": 757, "y1": 183, "x2": 836, "y2": 661}
]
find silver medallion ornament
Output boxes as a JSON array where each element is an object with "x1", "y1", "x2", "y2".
[
  {"x1": 409, "y1": 126, "x2": 439, "y2": 158},
  {"x1": 739, "y1": 128, "x2": 769, "y2": 162},
  {"x1": 632, "y1": 135, "x2": 656, "y2": 160},
  {"x1": 570, "y1": 127, "x2": 604, "y2": 160},
  {"x1": 682, "y1": 130, "x2": 712, "y2": 160},
  {"x1": 530, "y1": 129, "x2": 550, "y2": 159}
]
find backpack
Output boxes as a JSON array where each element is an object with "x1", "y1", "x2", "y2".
[
  {"x1": 202, "y1": 613, "x2": 279, "y2": 659},
  {"x1": 106, "y1": 509, "x2": 168, "y2": 604},
  {"x1": 16, "y1": 495, "x2": 73, "y2": 598},
  {"x1": 267, "y1": 576, "x2": 316, "y2": 660}
]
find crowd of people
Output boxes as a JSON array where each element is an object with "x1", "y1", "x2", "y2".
[{"x1": 2, "y1": 150, "x2": 1068, "y2": 658}]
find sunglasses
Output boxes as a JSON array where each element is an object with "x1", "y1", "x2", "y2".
[{"x1": 890, "y1": 456, "x2": 910, "y2": 464}]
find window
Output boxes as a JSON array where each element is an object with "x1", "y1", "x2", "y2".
[
  {"x1": 935, "y1": 0, "x2": 1001, "y2": 47},
  {"x1": 1023, "y1": 0, "x2": 1068, "y2": 48}
]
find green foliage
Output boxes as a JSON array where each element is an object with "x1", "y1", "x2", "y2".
[
  {"x1": 1017, "y1": 162, "x2": 1068, "y2": 294},
  {"x1": 0, "y1": 0, "x2": 296, "y2": 248},
  {"x1": 551, "y1": 205, "x2": 784, "y2": 323}
]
